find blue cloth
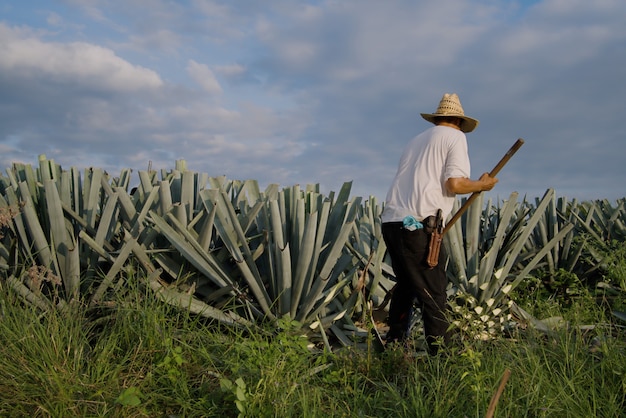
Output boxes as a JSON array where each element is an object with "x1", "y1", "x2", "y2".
[{"x1": 402, "y1": 215, "x2": 423, "y2": 231}]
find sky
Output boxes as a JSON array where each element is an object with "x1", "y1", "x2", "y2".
[{"x1": 1, "y1": 0, "x2": 625, "y2": 204}]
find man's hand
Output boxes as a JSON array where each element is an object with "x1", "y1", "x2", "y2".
[{"x1": 478, "y1": 172, "x2": 498, "y2": 191}]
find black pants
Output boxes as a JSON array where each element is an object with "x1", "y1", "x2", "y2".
[{"x1": 382, "y1": 222, "x2": 450, "y2": 354}]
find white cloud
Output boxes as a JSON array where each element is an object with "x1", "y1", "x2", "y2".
[
  {"x1": 186, "y1": 60, "x2": 223, "y2": 95},
  {"x1": 0, "y1": 23, "x2": 163, "y2": 91}
]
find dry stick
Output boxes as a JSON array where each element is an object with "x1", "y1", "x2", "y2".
[
  {"x1": 443, "y1": 138, "x2": 525, "y2": 235},
  {"x1": 485, "y1": 368, "x2": 512, "y2": 418}
]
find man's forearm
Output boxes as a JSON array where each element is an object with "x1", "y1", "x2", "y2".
[{"x1": 446, "y1": 174, "x2": 497, "y2": 195}]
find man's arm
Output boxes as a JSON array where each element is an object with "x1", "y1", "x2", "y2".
[{"x1": 445, "y1": 172, "x2": 498, "y2": 195}]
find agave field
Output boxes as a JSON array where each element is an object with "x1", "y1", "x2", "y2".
[
  {"x1": 0, "y1": 155, "x2": 625, "y2": 344},
  {"x1": 0, "y1": 156, "x2": 625, "y2": 416}
]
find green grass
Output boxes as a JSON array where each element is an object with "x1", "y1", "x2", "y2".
[{"x1": 0, "y1": 282, "x2": 624, "y2": 418}]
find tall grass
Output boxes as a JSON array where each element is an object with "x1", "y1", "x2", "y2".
[{"x1": 0, "y1": 279, "x2": 624, "y2": 417}]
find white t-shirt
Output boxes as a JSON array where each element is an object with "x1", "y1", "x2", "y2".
[{"x1": 381, "y1": 125, "x2": 471, "y2": 223}]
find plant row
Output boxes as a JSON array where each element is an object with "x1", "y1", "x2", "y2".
[{"x1": 1, "y1": 156, "x2": 624, "y2": 344}]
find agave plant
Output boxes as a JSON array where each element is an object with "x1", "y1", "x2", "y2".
[
  {"x1": 3, "y1": 155, "x2": 623, "y2": 347},
  {"x1": 565, "y1": 198, "x2": 626, "y2": 285},
  {"x1": 143, "y1": 177, "x2": 366, "y2": 337},
  {"x1": 0, "y1": 156, "x2": 249, "y2": 325},
  {"x1": 577, "y1": 198, "x2": 626, "y2": 242},
  {"x1": 445, "y1": 189, "x2": 575, "y2": 339},
  {"x1": 1, "y1": 156, "x2": 378, "y2": 344}
]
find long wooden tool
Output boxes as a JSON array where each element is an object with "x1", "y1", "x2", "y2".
[
  {"x1": 443, "y1": 138, "x2": 525, "y2": 234},
  {"x1": 426, "y1": 138, "x2": 524, "y2": 268}
]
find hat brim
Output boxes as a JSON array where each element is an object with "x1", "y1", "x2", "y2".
[{"x1": 420, "y1": 113, "x2": 479, "y2": 133}]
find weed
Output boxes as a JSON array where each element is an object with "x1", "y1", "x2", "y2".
[
  {"x1": 0, "y1": 277, "x2": 624, "y2": 417},
  {"x1": 115, "y1": 387, "x2": 142, "y2": 407},
  {"x1": 219, "y1": 377, "x2": 249, "y2": 418}
]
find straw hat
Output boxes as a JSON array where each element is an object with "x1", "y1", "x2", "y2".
[{"x1": 420, "y1": 93, "x2": 479, "y2": 133}]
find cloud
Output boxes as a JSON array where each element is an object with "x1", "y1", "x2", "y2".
[
  {"x1": 187, "y1": 60, "x2": 223, "y2": 95},
  {"x1": 0, "y1": 0, "x2": 625, "y2": 203},
  {"x1": 0, "y1": 16, "x2": 311, "y2": 188},
  {"x1": 215, "y1": 64, "x2": 245, "y2": 77},
  {"x1": 0, "y1": 23, "x2": 163, "y2": 92}
]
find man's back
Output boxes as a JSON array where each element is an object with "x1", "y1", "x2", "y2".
[{"x1": 382, "y1": 125, "x2": 470, "y2": 223}]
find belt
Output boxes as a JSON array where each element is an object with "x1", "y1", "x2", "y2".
[{"x1": 383, "y1": 215, "x2": 438, "y2": 229}]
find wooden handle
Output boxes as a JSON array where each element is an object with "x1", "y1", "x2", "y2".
[
  {"x1": 442, "y1": 138, "x2": 524, "y2": 234},
  {"x1": 488, "y1": 138, "x2": 525, "y2": 177}
]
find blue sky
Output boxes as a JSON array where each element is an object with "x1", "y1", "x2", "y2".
[{"x1": 1, "y1": 0, "x2": 625, "y2": 203}]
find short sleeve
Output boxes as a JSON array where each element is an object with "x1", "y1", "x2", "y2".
[{"x1": 443, "y1": 135, "x2": 471, "y2": 180}]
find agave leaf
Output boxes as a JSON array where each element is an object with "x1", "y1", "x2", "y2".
[
  {"x1": 239, "y1": 200, "x2": 265, "y2": 236},
  {"x1": 99, "y1": 173, "x2": 116, "y2": 200},
  {"x1": 549, "y1": 194, "x2": 561, "y2": 266},
  {"x1": 332, "y1": 264, "x2": 366, "y2": 317},
  {"x1": 38, "y1": 154, "x2": 56, "y2": 183},
  {"x1": 211, "y1": 190, "x2": 274, "y2": 317},
  {"x1": 498, "y1": 189, "x2": 556, "y2": 280},
  {"x1": 142, "y1": 264, "x2": 252, "y2": 326},
  {"x1": 6, "y1": 274, "x2": 51, "y2": 311},
  {"x1": 90, "y1": 234, "x2": 137, "y2": 305},
  {"x1": 133, "y1": 186, "x2": 160, "y2": 234},
  {"x1": 236, "y1": 180, "x2": 262, "y2": 207},
  {"x1": 59, "y1": 170, "x2": 72, "y2": 209},
  {"x1": 93, "y1": 192, "x2": 120, "y2": 246},
  {"x1": 18, "y1": 182, "x2": 58, "y2": 273},
  {"x1": 290, "y1": 185, "x2": 304, "y2": 257},
  {"x1": 138, "y1": 170, "x2": 154, "y2": 196},
  {"x1": 115, "y1": 168, "x2": 133, "y2": 191},
  {"x1": 3, "y1": 164, "x2": 20, "y2": 191},
  {"x1": 206, "y1": 175, "x2": 228, "y2": 191},
  {"x1": 492, "y1": 223, "x2": 575, "y2": 307},
  {"x1": 70, "y1": 167, "x2": 81, "y2": 213},
  {"x1": 560, "y1": 199, "x2": 580, "y2": 271},
  {"x1": 445, "y1": 198, "x2": 468, "y2": 286},
  {"x1": 148, "y1": 210, "x2": 233, "y2": 289},
  {"x1": 269, "y1": 199, "x2": 291, "y2": 314},
  {"x1": 264, "y1": 183, "x2": 279, "y2": 200},
  {"x1": 318, "y1": 196, "x2": 361, "y2": 280},
  {"x1": 79, "y1": 230, "x2": 116, "y2": 265},
  {"x1": 568, "y1": 204, "x2": 607, "y2": 245},
  {"x1": 475, "y1": 192, "x2": 519, "y2": 303},
  {"x1": 114, "y1": 187, "x2": 139, "y2": 230},
  {"x1": 84, "y1": 168, "x2": 105, "y2": 230},
  {"x1": 157, "y1": 179, "x2": 174, "y2": 216},
  {"x1": 465, "y1": 192, "x2": 484, "y2": 279},
  {"x1": 275, "y1": 242, "x2": 293, "y2": 316},
  {"x1": 3, "y1": 188, "x2": 32, "y2": 263},
  {"x1": 197, "y1": 198, "x2": 217, "y2": 251},
  {"x1": 291, "y1": 205, "x2": 318, "y2": 317},
  {"x1": 180, "y1": 170, "x2": 196, "y2": 221},
  {"x1": 325, "y1": 182, "x2": 353, "y2": 244},
  {"x1": 329, "y1": 324, "x2": 353, "y2": 347},
  {"x1": 297, "y1": 220, "x2": 357, "y2": 323},
  {"x1": 44, "y1": 179, "x2": 79, "y2": 298}
]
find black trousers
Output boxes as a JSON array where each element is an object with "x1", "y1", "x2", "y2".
[{"x1": 382, "y1": 222, "x2": 450, "y2": 354}]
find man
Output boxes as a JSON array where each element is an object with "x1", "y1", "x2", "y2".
[{"x1": 381, "y1": 93, "x2": 498, "y2": 355}]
